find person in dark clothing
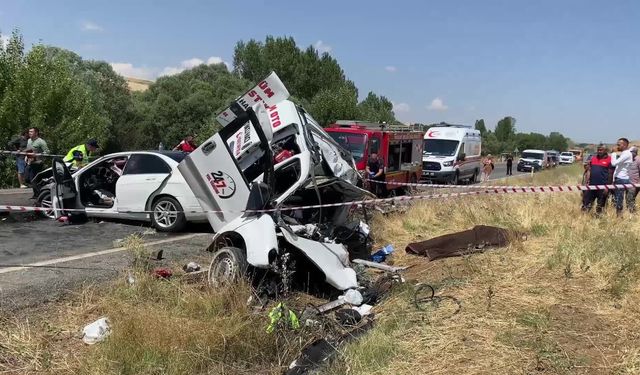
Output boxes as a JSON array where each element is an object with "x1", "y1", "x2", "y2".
[
  {"x1": 582, "y1": 144, "x2": 614, "y2": 215},
  {"x1": 506, "y1": 154, "x2": 513, "y2": 176},
  {"x1": 366, "y1": 152, "x2": 387, "y2": 197}
]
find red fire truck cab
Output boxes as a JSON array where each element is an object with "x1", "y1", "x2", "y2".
[{"x1": 325, "y1": 121, "x2": 423, "y2": 195}]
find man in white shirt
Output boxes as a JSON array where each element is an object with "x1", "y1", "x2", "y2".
[{"x1": 611, "y1": 137, "x2": 633, "y2": 216}]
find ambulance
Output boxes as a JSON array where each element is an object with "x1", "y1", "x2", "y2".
[{"x1": 421, "y1": 124, "x2": 482, "y2": 184}]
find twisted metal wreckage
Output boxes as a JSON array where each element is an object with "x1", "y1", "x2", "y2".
[{"x1": 178, "y1": 72, "x2": 386, "y2": 295}]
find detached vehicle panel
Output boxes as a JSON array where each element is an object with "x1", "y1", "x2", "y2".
[{"x1": 178, "y1": 72, "x2": 373, "y2": 292}]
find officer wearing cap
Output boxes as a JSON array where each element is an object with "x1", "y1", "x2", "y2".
[{"x1": 63, "y1": 139, "x2": 99, "y2": 170}]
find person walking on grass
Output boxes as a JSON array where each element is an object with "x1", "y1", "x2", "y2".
[
  {"x1": 582, "y1": 144, "x2": 614, "y2": 216},
  {"x1": 7, "y1": 130, "x2": 29, "y2": 188},
  {"x1": 481, "y1": 154, "x2": 494, "y2": 182},
  {"x1": 611, "y1": 138, "x2": 634, "y2": 217},
  {"x1": 628, "y1": 146, "x2": 640, "y2": 213}
]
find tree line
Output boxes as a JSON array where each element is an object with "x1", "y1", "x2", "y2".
[
  {"x1": 474, "y1": 117, "x2": 570, "y2": 155},
  {"x1": 0, "y1": 31, "x2": 397, "y2": 186},
  {"x1": 0, "y1": 32, "x2": 397, "y2": 154}
]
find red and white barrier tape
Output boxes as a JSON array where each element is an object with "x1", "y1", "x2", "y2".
[
  {"x1": 1, "y1": 150, "x2": 65, "y2": 158},
  {"x1": 367, "y1": 178, "x2": 640, "y2": 191},
  {"x1": 1, "y1": 182, "x2": 637, "y2": 215}
]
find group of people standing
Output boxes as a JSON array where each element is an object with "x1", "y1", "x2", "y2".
[
  {"x1": 582, "y1": 138, "x2": 640, "y2": 217},
  {"x1": 7, "y1": 129, "x2": 198, "y2": 194},
  {"x1": 7, "y1": 128, "x2": 50, "y2": 189}
]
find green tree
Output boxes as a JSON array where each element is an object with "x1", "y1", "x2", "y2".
[
  {"x1": 309, "y1": 83, "x2": 360, "y2": 126},
  {"x1": 357, "y1": 92, "x2": 395, "y2": 124},
  {"x1": 494, "y1": 116, "x2": 516, "y2": 142},
  {"x1": 546, "y1": 132, "x2": 568, "y2": 151},
  {"x1": 128, "y1": 63, "x2": 250, "y2": 149},
  {"x1": 474, "y1": 119, "x2": 487, "y2": 137}
]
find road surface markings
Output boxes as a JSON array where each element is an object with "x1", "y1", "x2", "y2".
[{"x1": 0, "y1": 233, "x2": 209, "y2": 275}]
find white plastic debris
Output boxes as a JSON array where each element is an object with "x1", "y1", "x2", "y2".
[
  {"x1": 184, "y1": 262, "x2": 201, "y2": 273},
  {"x1": 126, "y1": 273, "x2": 135, "y2": 285},
  {"x1": 358, "y1": 221, "x2": 370, "y2": 237},
  {"x1": 340, "y1": 289, "x2": 363, "y2": 306},
  {"x1": 352, "y1": 303, "x2": 373, "y2": 316},
  {"x1": 82, "y1": 317, "x2": 111, "y2": 345}
]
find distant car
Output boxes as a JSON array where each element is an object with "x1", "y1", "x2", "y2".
[
  {"x1": 36, "y1": 151, "x2": 207, "y2": 232},
  {"x1": 559, "y1": 152, "x2": 575, "y2": 164},
  {"x1": 517, "y1": 149, "x2": 547, "y2": 172}
]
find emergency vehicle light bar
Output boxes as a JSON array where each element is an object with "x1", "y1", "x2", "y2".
[{"x1": 332, "y1": 120, "x2": 415, "y2": 132}]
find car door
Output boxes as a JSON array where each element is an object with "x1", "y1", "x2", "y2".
[
  {"x1": 116, "y1": 154, "x2": 171, "y2": 215},
  {"x1": 51, "y1": 158, "x2": 82, "y2": 219},
  {"x1": 178, "y1": 108, "x2": 272, "y2": 232}
]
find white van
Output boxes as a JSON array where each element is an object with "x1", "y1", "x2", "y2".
[
  {"x1": 517, "y1": 149, "x2": 547, "y2": 172},
  {"x1": 421, "y1": 125, "x2": 482, "y2": 184}
]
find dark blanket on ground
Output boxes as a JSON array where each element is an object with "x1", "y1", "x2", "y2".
[{"x1": 405, "y1": 225, "x2": 520, "y2": 261}]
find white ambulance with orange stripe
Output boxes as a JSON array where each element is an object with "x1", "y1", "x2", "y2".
[{"x1": 421, "y1": 124, "x2": 482, "y2": 184}]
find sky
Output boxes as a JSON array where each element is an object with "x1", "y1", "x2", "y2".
[{"x1": 1, "y1": 0, "x2": 639, "y2": 142}]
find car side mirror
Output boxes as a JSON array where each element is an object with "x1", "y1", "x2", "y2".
[
  {"x1": 457, "y1": 153, "x2": 466, "y2": 161},
  {"x1": 246, "y1": 181, "x2": 271, "y2": 213}
]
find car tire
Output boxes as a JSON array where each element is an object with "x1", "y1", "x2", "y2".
[
  {"x1": 151, "y1": 196, "x2": 187, "y2": 232},
  {"x1": 451, "y1": 172, "x2": 460, "y2": 185},
  {"x1": 471, "y1": 169, "x2": 479, "y2": 184},
  {"x1": 36, "y1": 189, "x2": 56, "y2": 219},
  {"x1": 207, "y1": 246, "x2": 248, "y2": 286}
]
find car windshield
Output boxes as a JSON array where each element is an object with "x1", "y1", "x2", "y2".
[
  {"x1": 423, "y1": 139, "x2": 459, "y2": 156},
  {"x1": 522, "y1": 152, "x2": 544, "y2": 160},
  {"x1": 560, "y1": 152, "x2": 572, "y2": 156},
  {"x1": 327, "y1": 132, "x2": 366, "y2": 162}
]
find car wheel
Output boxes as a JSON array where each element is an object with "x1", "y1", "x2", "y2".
[
  {"x1": 208, "y1": 246, "x2": 248, "y2": 286},
  {"x1": 471, "y1": 169, "x2": 479, "y2": 184},
  {"x1": 451, "y1": 172, "x2": 460, "y2": 185},
  {"x1": 151, "y1": 196, "x2": 187, "y2": 232},
  {"x1": 36, "y1": 189, "x2": 55, "y2": 219}
]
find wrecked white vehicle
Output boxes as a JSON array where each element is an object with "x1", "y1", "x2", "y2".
[{"x1": 178, "y1": 72, "x2": 374, "y2": 293}]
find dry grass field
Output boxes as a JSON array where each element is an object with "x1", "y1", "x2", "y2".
[{"x1": 2, "y1": 165, "x2": 640, "y2": 374}]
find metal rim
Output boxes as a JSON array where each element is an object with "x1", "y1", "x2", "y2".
[
  {"x1": 153, "y1": 200, "x2": 178, "y2": 229},
  {"x1": 39, "y1": 193, "x2": 55, "y2": 219},
  {"x1": 209, "y1": 253, "x2": 237, "y2": 285}
]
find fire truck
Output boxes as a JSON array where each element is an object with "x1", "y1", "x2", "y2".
[{"x1": 325, "y1": 121, "x2": 423, "y2": 195}]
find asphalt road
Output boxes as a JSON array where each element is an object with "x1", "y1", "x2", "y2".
[
  {"x1": 0, "y1": 162, "x2": 528, "y2": 314},
  {"x1": 0, "y1": 217, "x2": 213, "y2": 312},
  {"x1": 486, "y1": 162, "x2": 529, "y2": 181}
]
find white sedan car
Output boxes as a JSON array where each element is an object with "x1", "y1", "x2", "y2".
[{"x1": 37, "y1": 151, "x2": 207, "y2": 232}]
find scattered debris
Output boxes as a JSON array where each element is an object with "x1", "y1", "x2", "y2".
[
  {"x1": 183, "y1": 261, "x2": 201, "y2": 273},
  {"x1": 335, "y1": 308, "x2": 362, "y2": 326},
  {"x1": 285, "y1": 319, "x2": 374, "y2": 375},
  {"x1": 352, "y1": 258, "x2": 408, "y2": 273},
  {"x1": 152, "y1": 267, "x2": 173, "y2": 279},
  {"x1": 340, "y1": 289, "x2": 363, "y2": 306},
  {"x1": 126, "y1": 273, "x2": 135, "y2": 285},
  {"x1": 81, "y1": 317, "x2": 111, "y2": 345},
  {"x1": 112, "y1": 238, "x2": 124, "y2": 247},
  {"x1": 371, "y1": 244, "x2": 394, "y2": 263},
  {"x1": 150, "y1": 249, "x2": 164, "y2": 261},
  {"x1": 352, "y1": 303, "x2": 373, "y2": 317},
  {"x1": 405, "y1": 225, "x2": 524, "y2": 260}
]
